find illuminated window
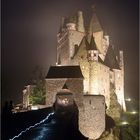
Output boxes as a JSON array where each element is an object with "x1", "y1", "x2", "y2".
[{"x1": 94, "y1": 53, "x2": 96, "y2": 57}]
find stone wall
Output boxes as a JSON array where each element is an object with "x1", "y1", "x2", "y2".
[
  {"x1": 79, "y1": 95, "x2": 105, "y2": 140},
  {"x1": 45, "y1": 79, "x2": 66, "y2": 107},
  {"x1": 45, "y1": 77, "x2": 105, "y2": 140},
  {"x1": 57, "y1": 38, "x2": 70, "y2": 65},
  {"x1": 45, "y1": 78, "x2": 83, "y2": 107},
  {"x1": 113, "y1": 69, "x2": 125, "y2": 111},
  {"x1": 97, "y1": 63, "x2": 110, "y2": 108}
]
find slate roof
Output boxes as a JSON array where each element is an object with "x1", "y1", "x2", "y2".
[
  {"x1": 88, "y1": 36, "x2": 97, "y2": 50},
  {"x1": 104, "y1": 45, "x2": 120, "y2": 69},
  {"x1": 46, "y1": 66, "x2": 84, "y2": 78},
  {"x1": 72, "y1": 36, "x2": 89, "y2": 58},
  {"x1": 98, "y1": 56, "x2": 104, "y2": 65},
  {"x1": 88, "y1": 12, "x2": 102, "y2": 33}
]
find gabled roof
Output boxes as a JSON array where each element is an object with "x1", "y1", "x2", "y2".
[
  {"x1": 62, "y1": 83, "x2": 68, "y2": 89},
  {"x1": 46, "y1": 66, "x2": 84, "y2": 79},
  {"x1": 104, "y1": 45, "x2": 120, "y2": 69}
]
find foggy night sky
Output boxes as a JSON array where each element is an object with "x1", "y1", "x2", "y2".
[{"x1": 2, "y1": 0, "x2": 139, "y2": 105}]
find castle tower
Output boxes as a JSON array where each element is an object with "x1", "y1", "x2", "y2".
[
  {"x1": 57, "y1": 14, "x2": 85, "y2": 65},
  {"x1": 87, "y1": 36, "x2": 99, "y2": 95},
  {"x1": 77, "y1": 11, "x2": 85, "y2": 32},
  {"x1": 87, "y1": 36, "x2": 99, "y2": 61}
]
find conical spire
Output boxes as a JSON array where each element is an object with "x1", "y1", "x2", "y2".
[
  {"x1": 89, "y1": 35, "x2": 97, "y2": 50},
  {"x1": 88, "y1": 5, "x2": 102, "y2": 35},
  {"x1": 104, "y1": 45, "x2": 120, "y2": 69},
  {"x1": 86, "y1": 35, "x2": 97, "y2": 50}
]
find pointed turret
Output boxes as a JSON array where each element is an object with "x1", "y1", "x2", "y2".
[
  {"x1": 104, "y1": 45, "x2": 120, "y2": 69},
  {"x1": 89, "y1": 35, "x2": 97, "y2": 50},
  {"x1": 77, "y1": 11, "x2": 85, "y2": 32},
  {"x1": 87, "y1": 36, "x2": 99, "y2": 61},
  {"x1": 88, "y1": 5, "x2": 102, "y2": 35}
]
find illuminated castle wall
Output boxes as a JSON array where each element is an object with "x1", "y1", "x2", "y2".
[
  {"x1": 45, "y1": 66, "x2": 105, "y2": 139},
  {"x1": 57, "y1": 9, "x2": 126, "y2": 111}
]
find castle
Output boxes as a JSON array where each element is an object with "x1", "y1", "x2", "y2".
[
  {"x1": 22, "y1": 8, "x2": 126, "y2": 139},
  {"x1": 56, "y1": 9, "x2": 126, "y2": 111}
]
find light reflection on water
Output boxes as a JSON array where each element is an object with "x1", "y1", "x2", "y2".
[{"x1": 9, "y1": 112, "x2": 55, "y2": 140}]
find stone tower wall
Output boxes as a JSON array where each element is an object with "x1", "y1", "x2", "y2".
[
  {"x1": 57, "y1": 31, "x2": 70, "y2": 65},
  {"x1": 71, "y1": 55, "x2": 110, "y2": 108},
  {"x1": 88, "y1": 62, "x2": 110, "y2": 108},
  {"x1": 79, "y1": 61, "x2": 90, "y2": 93},
  {"x1": 97, "y1": 63, "x2": 110, "y2": 108},
  {"x1": 89, "y1": 62, "x2": 99, "y2": 95},
  {"x1": 113, "y1": 69, "x2": 126, "y2": 111},
  {"x1": 79, "y1": 95, "x2": 105, "y2": 140},
  {"x1": 57, "y1": 30, "x2": 84, "y2": 65}
]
